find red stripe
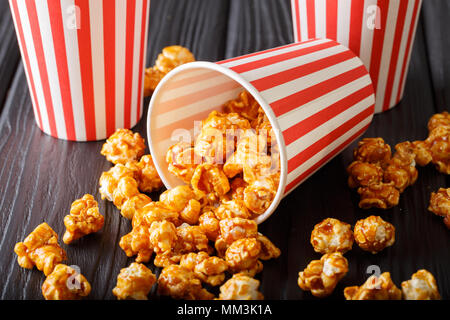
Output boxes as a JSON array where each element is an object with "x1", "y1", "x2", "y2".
[
  {"x1": 230, "y1": 41, "x2": 337, "y2": 74},
  {"x1": 396, "y1": 0, "x2": 421, "y2": 102},
  {"x1": 271, "y1": 65, "x2": 368, "y2": 117},
  {"x1": 47, "y1": 1, "x2": 76, "y2": 141},
  {"x1": 294, "y1": 0, "x2": 301, "y2": 41},
  {"x1": 283, "y1": 84, "x2": 374, "y2": 145},
  {"x1": 286, "y1": 105, "x2": 374, "y2": 174},
  {"x1": 75, "y1": 0, "x2": 96, "y2": 140},
  {"x1": 326, "y1": 0, "x2": 338, "y2": 40},
  {"x1": 381, "y1": 0, "x2": 409, "y2": 112},
  {"x1": 9, "y1": 0, "x2": 43, "y2": 130},
  {"x1": 136, "y1": 0, "x2": 149, "y2": 123},
  {"x1": 285, "y1": 122, "x2": 371, "y2": 193},
  {"x1": 103, "y1": 0, "x2": 116, "y2": 136},
  {"x1": 26, "y1": 0, "x2": 58, "y2": 137},
  {"x1": 348, "y1": 0, "x2": 364, "y2": 56},
  {"x1": 368, "y1": 0, "x2": 389, "y2": 92},
  {"x1": 306, "y1": 0, "x2": 316, "y2": 39},
  {"x1": 124, "y1": 0, "x2": 136, "y2": 129}
]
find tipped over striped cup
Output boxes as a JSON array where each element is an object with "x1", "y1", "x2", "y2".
[
  {"x1": 9, "y1": 0, "x2": 150, "y2": 141},
  {"x1": 147, "y1": 39, "x2": 375, "y2": 223},
  {"x1": 291, "y1": 0, "x2": 422, "y2": 113}
]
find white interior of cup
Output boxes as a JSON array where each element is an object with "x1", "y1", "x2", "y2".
[{"x1": 147, "y1": 61, "x2": 288, "y2": 224}]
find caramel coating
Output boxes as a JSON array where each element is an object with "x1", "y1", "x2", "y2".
[
  {"x1": 223, "y1": 90, "x2": 261, "y2": 122},
  {"x1": 101, "y1": 129, "x2": 146, "y2": 165},
  {"x1": 99, "y1": 164, "x2": 135, "y2": 202},
  {"x1": 383, "y1": 142, "x2": 418, "y2": 192},
  {"x1": 216, "y1": 199, "x2": 251, "y2": 220},
  {"x1": 428, "y1": 188, "x2": 450, "y2": 229},
  {"x1": 354, "y1": 216, "x2": 395, "y2": 254},
  {"x1": 428, "y1": 111, "x2": 450, "y2": 132},
  {"x1": 166, "y1": 142, "x2": 199, "y2": 184},
  {"x1": 121, "y1": 193, "x2": 152, "y2": 220},
  {"x1": 225, "y1": 238, "x2": 261, "y2": 275},
  {"x1": 14, "y1": 223, "x2": 66, "y2": 276},
  {"x1": 344, "y1": 272, "x2": 402, "y2": 300},
  {"x1": 191, "y1": 164, "x2": 230, "y2": 203},
  {"x1": 353, "y1": 138, "x2": 391, "y2": 166},
  {"x1": 257, "y1": 233, "x2": 281, "y2": 260},
  {"x1": 347, "y1": 161, "x2": 383, "y2": 188},
  {"x1": 157, "y1": 265, "x2": 214, "y2": 300},
  {"x1": 310, "y1": 218, "x2": 354, "y2": 254},
  {"x1": 149, "y1": 220, "x2": 178, "y2": 254},
  {"x1": 42, "y1": 264, "x2": 91, "y2": 300},
  {"x1": 127, "y1": 155, "x2": 163, "y2": 193},
  {"x1": 412, "y1": 140, "x2": 433, "y2": 167},
  {"x1": 143, "y1": 67, "x2": 165, "y2": 96},
  {"x1": 219, "y1": 218, "x2": 258, "y2": 245},
  {"x1": 217, "y1": 274, "x2": 264, "y2": 300},
  {"x1": 112, "y1": 263, "x2": 156, "y2": 300},
  {"x1": 198, "y1": 209, "x2": 220, "y2": 241},
  {"x1": 112, "y1": 176, "x2": 140, "y2": 210},
  {"x1": 160, "y1": 185, "x2": 201, "y2": 225},
  {"x1": 425, "y1": 125, "x2": 450, "y2": 174},
  {"x1": 298, "y1": 252, "x2": 349, "y2": 298},
  {"x1": 180, "y1": 252, "x2": 228, "y2": 286},
  {"x1": 63, "y1": 194, "x2": 104, "y2": 244},
  {"x1": 243, "y1": 179, "x2": 277, "y2": 215},
  {"x1": 173, "y1": 224, "x2": 211, "y2": 254},
  {"x1": 401, "y1": 269, "x2": 441, "y2": 300},
  {"x1": 357, "y1": 183, "x2": 400, "y2": 209}
]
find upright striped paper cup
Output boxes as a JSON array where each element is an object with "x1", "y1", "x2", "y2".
[
  {"x1": 147, "y1": 39, "x2": 375, "y2": 223},
  {"x1": 291, "y1": 0, "x2": 422, "y2": 113},
  {"x1": 9, "y1": 0, "x2": 150, "y2": 141}
]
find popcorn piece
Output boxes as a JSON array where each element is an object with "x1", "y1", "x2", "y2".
[
  {"x1": 228, "y1": 177, "x2": 248, "y2": 202},
  {"x1": 383, "y1": 142, "x2": 418, "y2": 192},
  {"x1": 119, "y1": 224, "x2": 154, "y2": 263},
  {"x1": 63, "y1": 194, "x2": 104, "y2": 244},
  {"x1": 191, "y1": 164, "x2": 230, "y2": 203},
  {"x1": 99, "y1": 164, "x2": 135, "y2": 202},
  {"x1": 158, "y1": 265, "x2": 214, "y2": 300},
  {"x1": 173, "y1": 224, "x2": 211, "y2": 254},
  {"x1": 101, "y1": 129, "x2": 146, "y2": 165},
  {"x1": 14, "y1": 223, "x2": 66, "y2": 276},
  {"x1": 128, "y1": 155, "x2": 163, "y2": 193},
  {"x1": 148, "y1": 220, "x2": 177, "y2": 254},
  {"x1": 353, "y1": 137, "x2": 391, "y2": 166},
  {"x1": 120, "y1": 193, "x2": 152, "y2": 220},
  {"x1": 136, "y1": 201, "x2": 180, "y2": 228},
  {"x1": 219, "y1": 218, "x2": 258, "y2": 245},
  {"x1": 357, "y1": 183, "x2": 400, "y2": 209},
  {"x1": 41, "y1": 264, "x2": 91, "y2": 300},
  {"x1": 216, "y1": 199, "x2": 251, "y2": 220},
  {"x1": 225, "y1": 238, "x2": 261, "y2": 275},
  {"x1": 154, "y1": 251, "x2": 183, "y2": 268},
  {"x1": 344, "y1": 272, "x2": 402, "y2": 300},
  {"x1": 298, "y1": 252, "x2": 348, "y2": 298},
  {"x1": 160, "y1": 185, "x2": 201, "y2": 225},
  {"x1": 223, "y1": 91, "x2": 261, "y2": 122},
  {"x1": 143, "y1": 67, "x2": 165, "y2": 96},
  {"x1": 354, "y1": 216, "x2": 395, "y2": 254},
  {"x1": 198, "y1": 208, "x2": 220, "y2": 241},
  {"x1": 428, "y1": 111, "x2": 450, "y2": 132},
  {"x1": 310, "y1": 218, "x2": 354, "y2": 254},
  {"x1": 257, "y1": 233, "x2": 281, "y2": 260},
  {"x1": 428, "y1": 188, "x2": 450, "y2": 229},
  {"x1": 412, "y1": 140, "x2": 433, "y2": 167},
  {"x1": 425, "y1": 125, "x2": 450, "y2": 174},
  {"x1": 112, "y1": 263, "x2": 156, "y2": 300},
  {"x1": 180, "y1": 252, "x2": 228, "y2": 286},
  {"x1": 243, "y1": 179, "x2": 277, "y2": 215},
  {"x1": 401, "y1": 269, "x2": 441, "y2": 300},
  {"x1": 347, "y1": 161, "x2": 383, "y2": 188},
  {"x1": 217, "y1": 274, "x2": 264, "y2": 300},
  {"x1": 166, "y1": 142, "x2": 199, "y2": 184},
  {"x1": 112, "y1": 176, "x2": 140, "y2": 210}
]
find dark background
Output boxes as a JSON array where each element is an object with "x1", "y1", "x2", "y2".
[{"x1": 0, "y1": 0, "x2": 448, "y2": 300}]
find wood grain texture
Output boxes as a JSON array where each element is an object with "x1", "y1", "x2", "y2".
[{"x1": 0, "y1": 0, "x2": 448, "y2": 300}]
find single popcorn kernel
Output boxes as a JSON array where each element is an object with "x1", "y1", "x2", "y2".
[
  {"x1": 412, "y1": 140, "x2": 432, "y2": 167},
  {"x1": 347, "y1": 161, "x2": 383, "y2": 188},
  {"x1": 357, "y1": 183, "x2": 400, "y2": 209},
  {"x1": 223, "y1": 90, "x2": 261, "y2": 122},
  {"x1": 219, "y1": 218, "x2": 258, "y2": 245},
  {"x1": 101, "y1": 128, "x2": 146, "y2": 165},
  {"x1": 428, "y1": 111, "x2": 450, "y2": 132},
  {"x1": 225, "y1": 238, "x2": 261, "y2": 274},
  {"x1": 428, "y1": 188, "x2": 450, "y2": 229},
  {"x1": 216, "y1": 199, "x2": 251, "y2": 220},
  {"x1": 353, "y1": 137, "x2": 391, "y2": 166},
  {"x1": 297, "y1": 252, "x2": 349, "y2": 298},
  {"x1": 217, "y1": 274, "x2": 264, "y2": 300},
  {"x1": 112, "y1": 176, "x2": 140, "y2": 210},
  {"x1": 63, "y1": 194, "x2": 104, "y2": 244},
  {"x1": 191, "y1": 164, "x2": 230, "y2": 202},
  {"x1": 99, "y1": 164, "x2": 135, "y2": 202},
  {"x1": 14, "y1": 223, "x2": 66, "y2": 276},
  {"x1": 112, "y1": 263, "x2": 156, "y2": 300},
  {"x1": 354, "y1": 216, "x2": 395, "y2": 254},
  {"x1": 401, "y1": 269, "x2": 441, "y2": 300},
  {"x1": 127, "y1": 155, "x2": 163, "y2": 193},
  {"x1": 148, "y1": 220, "x2": 178, "y2": 254},
  {"x1": 166, "y1": 142, "x2": 199, "y2": 184},
  {"x1": 383, "y1": 142, "x2": 418, "y2": 192},
  {"x1": 173, "y1": 224, "x2": 211, "y2": 254},
  {"x1": 42, "y1": 264, "x2": 91, "y2": 300},
  {"x1": 425, "y1": 125, "x2": 450, "y2": 174},
  {"x1": 344, "y1": 272, "x2": 402, "y2": 300},
  {"x1": 180, "y1": 252, "x2": 228, "y2": 286},
  {"x1": 243, "y1": 179, "x2": 277, "y2": 215},
  {"x1": 198, "y1": 208, "x2": 220, "y2": 241},
  {"x1": 310, "y1": 218, "x2": 354, "y2": 254},
  {"x1": 121, "y1": 193, "x2": 152, "y2": 220},
  {"x1": 257, "y1": 233, "x2": 281, "y2": 260},
  {"x1": 143, "y1": 67, "x2": 165, "y2": 96},
  {"x1": 160, "y1": 185, "x2": 202, "y2": 225}
]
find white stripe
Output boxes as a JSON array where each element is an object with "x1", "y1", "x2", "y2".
[
  {"x1": 299, "y1": 0, "x2": 309, "y2": 41},
  {"x1": 337, "y1": 0, "x2": 352, "y2": 48},
  {"x1": 359, "y1": 0, "x2": 377, "y2": 71},
  {"x1": 285, "y1": 95, "x2": 374, "y2": 161},
  {"x1": 374, "y1": 0, "x2": 400, "y2": 113},
  {"x1": 130, "y1": 0, "x2": 143, "y2": 127},
  {"x1": 277, "y1": 74, "x2": 372, "y2": 131},
  {"x1": 35, "y1": 1, "x2": 67, "y2": 139},
  {"x1": 166, "y1": 68, "x2": 214, "y2": 82},
  {"x1": 61, "y1": 0, "x2": 86, "y2": 141},
  {"x1": 115, "y1": 0, "x2": 127, "y2": 130},
  {"x1": 17, "y1": 0, "x2": 51, "y2": 135},
  {"x1": 89, "y1": 0, "x2": 106, "y2": 139},
  {"x1": 139, "y1": 0, "x2": 150, "y2": 119},
  {"x1": 291, "y1": 0, "x2": 299, "y2": 42},
  {"x1": 260, "y1": 57, "x2": 363, "y2": 104},
  {"x1": 285, "y1": 115, "x2": 372, "y2": 190},
  {"x1": 220, "y1": 39, "x2": 327, "y2": 68},
  {"x1": 314, "y1": 0, "x2": 326, "y2": 39}
]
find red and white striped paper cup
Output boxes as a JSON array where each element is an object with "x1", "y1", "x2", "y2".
[
  {"x1": 147, "y1": 39, "x2": 375, "y2": 223},
  {"x1": 9, "y1": 0, "x2": 150, "y2": 141},
  {"x1": 291, "y1": 0, "x2": 422, "y2": 113}
]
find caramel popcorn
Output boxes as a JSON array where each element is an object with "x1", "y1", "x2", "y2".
[
  {"x1": 14, "y1": 223, "x2": 66, "y2": 276},
  {"x1": 191, "y1": 164, "x2": 230, "y2": 203},
  {"x1": 219, "y1": 218, "x2": 258, "y2": 245},
  {"x1": 180, "y1": 252, "x2": 228, "y2": 286},
  {"x1": 166, "y1": 142, "x2": 199, "y2": 184},
  {"x1": 383, "y1": 142, "x2": 418, "y2": 192},
  {"x1": 127, "y1": 155, "x2": 163, "y2": 193},
  {"x1": 42, "y1": 264, "x2": 91, "y2": 300},
  {"x1": 428, "y1": 188, "x2": 450, "y2": 229},
  {"x1": 353, "y1": 138, "x2": 391, "y2": 166},
  {"x1": 428, "y1": 111, "x2": 450, "y2": 132},
  {"x1": 347, "y1": 161, "x2": 383, "y2": 188},
  {"x1": 101, "y1": 128, "x2": 146, "y2": 165},
  {"x1": 198, "y1": 208, "x2": 220, "y2": 241},
  {"x1": 243, "y1": 179, "x2": 277, "y2": 215},
  {"x1": 158, "y1": 265, "x2": 214, "y2": 300},
  {"x1": 344, "y1": 272, "x2": 402, "y2": 300},
  {"x1": 112, "y1": 263, "x2": 156, "y2": 300},
  {"x1": 154, "y1": 251, "x2": 183, "y2": 268},
  {"x1": 144, "y1": 67, "x2": 165, "y2": 96},
  {"x1": 119, "y1": 224, "x2": 153, "y2": 263},
  {"x1": 99, "y1": 164, "x2": 135, "y2": 202},
  {"x1": 173, "y1": 224, "x2": 211, "y2": 254},
  {"x1": 121, "y1": 193, "x2": 152, "y2": 220},
  {"x1": 401, "y1": 269, "x2": 441, "y2": 300},
  {"x1": 135, "y1": 201, "x2": 180, "y2": 228},
  {"x1": 160, "y1": 185, "x2": 202, "y2": 225},
  {"x1": 412, "y1": 140, "x2": 433, "y2": 167},
  {"x1": 227, "y1": 177, "x2": 248, "y2": 201},
  {"x1": 225, "y1": 238, "x2": 261, "y2": 275},
  {"x1": 216, "y1": 199, "x2": 251, "y2": 220},
  {"x1": 63, "y1": 194, "x2": 104, "y2": 244},
  {"x1": 223, "y1": 90, "x2": 261, "y2": 122},
  {"x1": 257, "y1": 233, "x2": 281, "y2": 260},
  {"x1": 297, "y1": 252, "x2": 349, "y2": 298},
  {"x1": 112, "y1": 176, "x2": 140, "y2": 209},
  {"x1": 425, "y1": 125, "x2": 450, "y2": 174},
  {"x1": 354, "y1": 216, "x2": 395, "y2": 254},
  {"x1": 357, "y1": 183, "x2": 400, "y2": 209},
  {"x1": 217, "y1": 274, "x2": 264, "y2": 300},
  {"x1": 149, "y1": 220, "x2": 178, "y2": 253},
  {"x1": 310, "y1": 218, "x2": 353, "y2": 254}
]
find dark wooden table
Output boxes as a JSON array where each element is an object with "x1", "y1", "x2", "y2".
[{"x1": 0, "y1": 0, "x2": 448, "y2": 300}]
